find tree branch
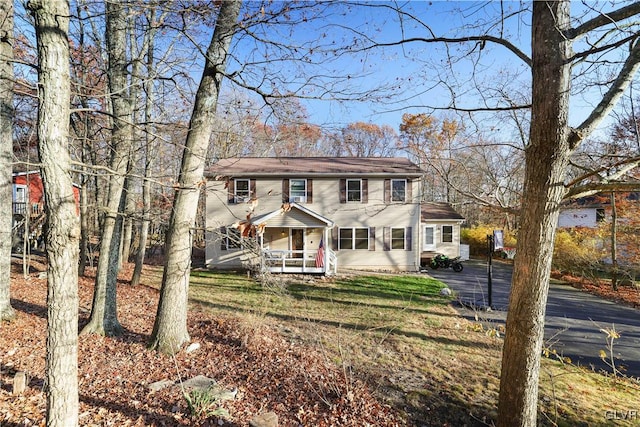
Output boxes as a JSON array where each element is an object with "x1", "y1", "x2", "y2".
[
  {"x1": 566, "y1": 154, "x2": 640, "y2": 188},
  {"x1": 363, "y1": 35, "x2": 532, "y2": 68},
  {"x1": 564, "y1": 181, "x2": 640, "y2": 200},
  {"x1": 571, "y1": 38, "x2": 640, "y2": 149},
  {"x1": 567, "y1": 3, "x2": 640, "y2": 40}
]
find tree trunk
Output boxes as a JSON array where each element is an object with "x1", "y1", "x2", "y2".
[
  {"x1": 29, "y1": 0, "x2": 80, "y2": 425},
  {"x1": 0, "y1": 0, "x2": 15, "y2": 322},
  {"x1": 78, "y1": 142, "x2": 90, "y2": 276},
  {"x1": 497, "y1": 2, "x2": 573, "y2": 426},
  {"x1": 610, "y1": 192, "x2": 618, "y2": 290},
  {"x1": 81, "y1": 0, "x2": 132, "y2": 336},
  {"x1": 148, "y1": 0, "x2": 242, "y2": 354}
]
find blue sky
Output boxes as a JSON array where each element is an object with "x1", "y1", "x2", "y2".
[
  {"x1": 13, "y1": 0, "x2": 635, "y2": 141},
  {"x1": 223, "y1": 1, "x2": 534, "y2": 133},
  {"x1": 222, "y1": 0, "x2": 634, "y2": 141}
]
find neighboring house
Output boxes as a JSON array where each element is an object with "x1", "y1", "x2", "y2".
[
  {"x1": 420, "y1": 202, "x2": 465, "y2": 265},
  {"x1": 12, "y1": 169, "x2": 80, "y2": 251},
  {"x1": 559, "y1": 193, "x2": 640, "y2": 229},
  {"x1": 205, "y1": 157, "x2": 424, "y2": 274},
  {"x1": 558, "y1": 204, "x2": 605, "y2": 228}
]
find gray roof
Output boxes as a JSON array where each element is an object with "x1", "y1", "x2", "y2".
[
  {"x1": 421, "y1": 202, "x2": 465, "y2": 221},
  {"x1": 206, "y1": 157, "x2": 423, "y2": 178}
]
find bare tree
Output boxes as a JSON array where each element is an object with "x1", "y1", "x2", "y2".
[
  {"x1": 28, "y1": 0, "x2": 80, "y2": 425},
  {"x1": 148, "y1": 0, "x2": 242, "y2": 354},
  {"x1": 81, "y1": 0, "x2": 132, "y2": 336},
  {"x1": 328, "y1": 122, "x2": 399, "y2": 157},
  {"x1": 0, "y1": 0, "x2": 14, "y2": 322},
  {"x1": 341, "y1": 2, "x2": 640, "y2": 425},
  {"x1": 500, "y1": 3, "x2": 640, "y2": 425}
]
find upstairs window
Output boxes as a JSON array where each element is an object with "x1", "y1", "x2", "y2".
[
  {"x1": 290, "y1": 179, "x2": 307, "y2": 203},
  {"x1": 346, "y1": 179, "x2": 362, "y2": 202},
  {"x1": 391, "y1": 179, "x2": 406, "y2": 202},
  {"x1": 234, "y1": 179, "x2": 250, "y2": 203}
]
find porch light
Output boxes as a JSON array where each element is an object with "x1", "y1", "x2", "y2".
[{"x1": 281, "y1": 229, "x2": 286, "y2": 236}]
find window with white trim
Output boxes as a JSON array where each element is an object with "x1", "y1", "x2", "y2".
[
  {"x1": 289, "y1": 179, "x2": 307, "y2": 203},
  {"x1": 339, "y1": 227, "x2": 369, "y2": 250},
  {"x1": 391, "y1": 227, "x2": 406, "y2": 249},
  {"x1": 442, "y1": 225, "x2": 453, "y2": 243},
  {"x1": 222, "y1": 227, "x2": 241, "y2": 250},
  {"x1": 391, "y1": 179, "x2": 406, "y2": 202},
  {"x1": 234, "y1": 179, "x2": 250, "y2": 203},
  {"x1": 346, "y1": 179, "x2": 362, "y2": 202}
]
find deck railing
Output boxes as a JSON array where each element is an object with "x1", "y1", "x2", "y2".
[
  {"x1": 13, "y1": 202, "x2": 42, "y2": 216},
  {"x1": 261, "y1": 248, "x2": 337, "y2": 275}
]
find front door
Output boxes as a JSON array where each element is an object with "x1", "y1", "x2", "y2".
[
  {"x1": 291, "y1": 228, "x2": 304, "y2": 258},
  {"x1": 423, "y1": 225, "x2": 436, "y2": 251}
]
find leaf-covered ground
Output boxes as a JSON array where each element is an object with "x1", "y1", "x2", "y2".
[
  {"x1": 553, "y1": 271, "x2": 640, "y2": 308},
  {"x1": 1, "y1": 257, "x2": 403, "y2": 426},
  {"x1": 3, "y1": 255, "x2": 639, "y2": 427}
]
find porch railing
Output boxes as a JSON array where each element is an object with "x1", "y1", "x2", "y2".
[
  {"x1": 13, "y1": 202, "x2": 42, "y2": 216},
  {"x1": 261, "y1": 248, "x2": 337, "y2": 275}
]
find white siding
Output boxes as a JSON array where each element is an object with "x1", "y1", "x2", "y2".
[
  {"x1": 206, "y1": 176, "x2": 421, "y2": 271},
  {"x1": 558, "y1": 208, "x2": 597, "y2": 228}
]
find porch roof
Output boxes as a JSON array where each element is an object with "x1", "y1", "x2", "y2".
[
  {"x1": 421, "y1": 202, "x2": 465, "y2": 222},
  {"x1": 250, "y1": 202, "x2": 334, "y2": 228}
]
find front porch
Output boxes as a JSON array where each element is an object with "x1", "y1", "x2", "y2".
[
  {"x1": 261, "y1": 248, "x2": 337, "y2": 275},
  {"x1": 249, "y1": 202, "x2": 337, "y2": 275}
]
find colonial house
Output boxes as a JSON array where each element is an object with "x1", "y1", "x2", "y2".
[
  {"x1": 205, "y1": 157, "x2": 425, "y2": 274},
  {"x1": 420, "y1": 202, "x2": 465, "y2": 265},
  {"x1": 205, "y1": 157, "x2": 466, "y2": 274}
]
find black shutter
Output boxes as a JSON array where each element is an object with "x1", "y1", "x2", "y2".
[
  {"x1": 406, "y1": 227, "x2": 412, "y2": 251},
  {"x1": 250, "y1": 179, "x2": 256, "y2": 200},
  {"x1": 383, "y1": 227, "x2": 390, "y2": 251},
  {"x1": 369, "y1": 227, "x2": 375, "y2": 251},
  {"x1": 331, "y1": 227, "x2": 339, "y2": 251},
  {"x1": 227, "y1": 179, "x2": 235, "y2": 203},
  {"x1": 362, "y1": 179, "x2": 368, "y2": 203},
  {"x1": 220, "y1": 226, "x2": 227, "y2": 250},
  {"x1": 384, "y1": 179, "x2": 390, "y2": 204},
  {"x1": 282, "y1": 179, "x2": 289, "y2": 203},
  {"x1": 339, "y1": 179, "x2": 346, "y2": 203}
]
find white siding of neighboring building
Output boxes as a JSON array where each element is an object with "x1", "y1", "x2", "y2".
[{"x1": 558, "y1": 208, "x2": 598, "y2": 228}]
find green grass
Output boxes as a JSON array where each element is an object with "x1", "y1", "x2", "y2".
[{"x1": 150, "y1": 268, "x2": 640, "y2": 425}]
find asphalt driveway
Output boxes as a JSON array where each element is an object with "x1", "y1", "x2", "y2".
[{"x1": 426, "y1": 259, "x2": 640, "y2": 378}]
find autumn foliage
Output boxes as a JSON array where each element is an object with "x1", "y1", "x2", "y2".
[{"x1": 1, "y1": 261, "x2": 402, "y2": 426}]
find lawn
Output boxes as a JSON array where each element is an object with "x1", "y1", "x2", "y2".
[
  {"x1": 3, "y1": 262, "x2": 639, "y2": 426},
  {"x1": 180, "y1": 269, "x2": 640, "y2": 426}
]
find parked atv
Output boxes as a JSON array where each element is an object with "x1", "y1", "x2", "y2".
[{"x1": 429, "y1": 253, "x2": 464, "y2": 272}]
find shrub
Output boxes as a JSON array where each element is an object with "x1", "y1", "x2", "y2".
[
  {"x1": 552, "y1": 228, "x2": 603, "y2": 275},
  {"x1": 461, "y1": 224, "x2": 517, "y2": 256}
]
